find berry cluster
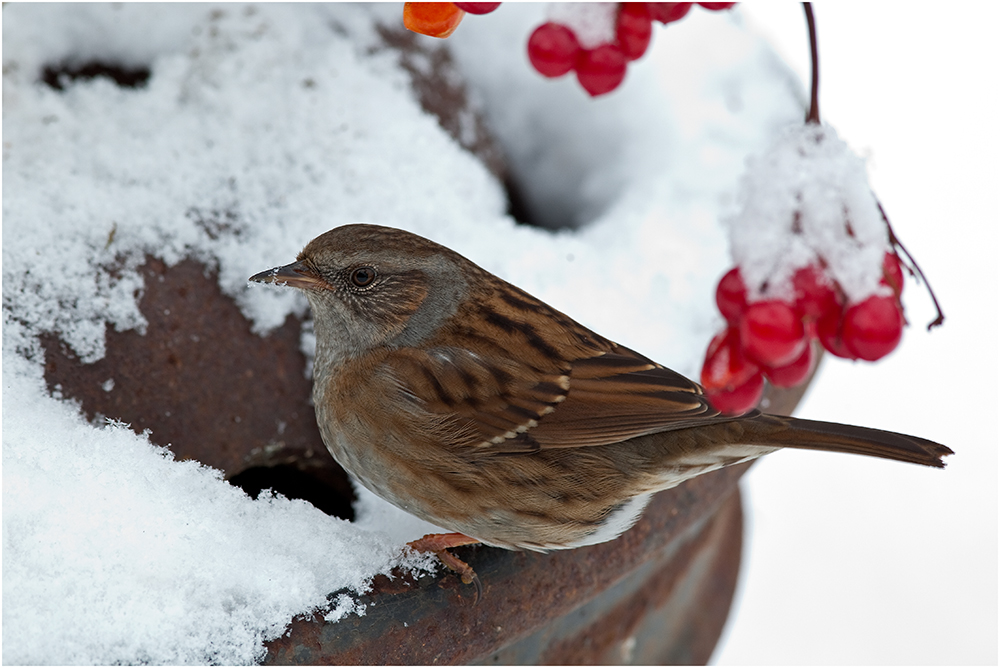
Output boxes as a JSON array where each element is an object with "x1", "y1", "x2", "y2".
[
  {"x1": 701, "y1": 253, "x2": 906, "y2": 414},
  {"x1": 528, "y1": 3, "x2": 736, "y2": 96},
  {"x1": 402, "y1": 3, "x2": 736, "y2": 96}
]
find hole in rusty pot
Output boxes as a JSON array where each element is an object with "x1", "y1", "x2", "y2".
[
  {"x1": 503, "y1": 173, "x2": 539, "y2": 228},
  {"x1": 41, "y1": 61, "x2": 151, "y2": 91},
  {"x1": 229, "y1": 464, "x2": 356, "y2": 521}
]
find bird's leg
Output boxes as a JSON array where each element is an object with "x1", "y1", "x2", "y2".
[{"x1": 407, "y1": 533, "x2": 483, "y2": 600}]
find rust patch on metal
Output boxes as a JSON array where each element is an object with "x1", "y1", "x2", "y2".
[
  {"x1": 373, "y1": 25, "x2": 507, "y2": 182},
  {"x1": 41, "y1": 256, "x2": 355, "y2": 516},
  {"x1": 535, "y1": 492, "x2": 743, "y2": 665}
]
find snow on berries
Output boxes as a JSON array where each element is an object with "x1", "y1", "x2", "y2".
[
  {"x1": 701, "y1": 122, "x2": 908, "y2": 414},
  {"x1": 728, "y1": 123, "x2": 891, "y2": 305}
]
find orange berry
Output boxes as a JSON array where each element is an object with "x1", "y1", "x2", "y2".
[{"x1": 403, "y1": 2, "x2": 465, "y2": 38}]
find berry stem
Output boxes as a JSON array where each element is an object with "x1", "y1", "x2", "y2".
[
  {"x1": 804, "y1": 3, "x2": 820, "y2": 125},
  {"x1": 877, "y1": 200, "x2": 946, "y2": 331}
]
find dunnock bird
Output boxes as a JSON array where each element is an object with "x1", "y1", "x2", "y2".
[{"x1": 250, "y1": 224, "x2": 951, "y2": 592}]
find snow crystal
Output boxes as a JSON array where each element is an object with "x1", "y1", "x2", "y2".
[
  {"x1": 726, "y1": 122, "x2": 890, "y2": 303},
  {"x1": 546, "y1": 2, "x2": 618, "y2": 49}
]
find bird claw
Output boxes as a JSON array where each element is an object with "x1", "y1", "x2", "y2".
[
  {"x1": 433, "y1": 547, "x2": 482, "y2": 604},
  {"x1": 407, "y1": 533, "x2": 482, "y2": 603}
]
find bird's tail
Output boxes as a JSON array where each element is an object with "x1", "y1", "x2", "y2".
[{"x1": 746, "y1": 413, "x2": 953, "y2": 468}]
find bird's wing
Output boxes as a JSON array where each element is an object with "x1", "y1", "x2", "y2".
[
  {"x1": 528, "y1": 348, "x2": 721, "y2": 448},
  {"x1": 382, "y1": 344, "x2": 724, "y2": 452}
]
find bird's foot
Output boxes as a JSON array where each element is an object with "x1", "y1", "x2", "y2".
[{"x1": 407, "y1": 532, "x2": 483, "y2": 602}]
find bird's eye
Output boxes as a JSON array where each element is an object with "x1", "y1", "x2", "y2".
[{"x1": 350, "y1": 266, "x2": 376, "y2": 287}]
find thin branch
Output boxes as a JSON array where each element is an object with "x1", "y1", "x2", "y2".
[
  {"x1": 803, "y1": 3, "x2": 820, "y2": 124},
  {"x1": 877, "y1": 201, "x2": 945, "y2": 331},
  {"x1": 800, "y1": 5, "x2": 939, "y2": 330}
]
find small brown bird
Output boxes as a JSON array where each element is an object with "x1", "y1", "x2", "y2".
[{"x1": 250, "y1": 224, "x2": 951, "y2": 592}]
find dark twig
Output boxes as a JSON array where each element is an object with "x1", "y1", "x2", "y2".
[
  {"x1": 803, "y1": 3, "x2": 820, "y2": 124},
  {"x1": 877, "y1": 201, "x2": 945, "y2": 331}
]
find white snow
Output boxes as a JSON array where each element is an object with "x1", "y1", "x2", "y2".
[
  {"x1": 545, "y1": 2, "x2": 618, "y2": 49},
  {"x1": 3, "y1": 2, "x2": 992, "y2": 665},
  {"x1": 727, "y1": 122, "x2": 890, "y2": 304},
  {"x1": 3, "y1": 353, "x2": 433, "y2": 665}
]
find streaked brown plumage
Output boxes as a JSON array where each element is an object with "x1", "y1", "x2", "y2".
[{"x1": 250, "y1": 224, "x2": 951, "y2": 588}]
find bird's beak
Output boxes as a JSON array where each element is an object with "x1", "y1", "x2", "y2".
[{"x1": 249, "y1": 261, "x2": 326, "y2": 290}]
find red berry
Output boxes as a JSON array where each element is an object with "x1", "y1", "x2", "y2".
[
  {"x1": 616, "y1": 3, "x2": 653, "y2": 61},
  {"x1": 841, "y1": 295, "x2": 904, "y2": 361},
  {"x1": 647, "y1": 2, "x2": 692, "y2": 24},
  {"x1": 716, "y1": 267, "x2": 748, "y2": 325},
  {"x1": 527, "y1": 23, "x2": 581, "y2": 78},
  {"x1": 816, "y1": 309, "x2": 857, "y2": 360},
  {"x1": 792, "y1": 264, "x2": 840, "y2": 321},
  {"x1": 452, "y1": 2, "x2": 501, "y2": 14},
  {"x1": 706, "y1": 372, "x2": 764, "y2": 416},
  {"x1": 575, "y1": 44, "x2": 627, "y2": 96},
  {"x1": 698, "y1": 2, "x2": 736, "y2": 9},
  {"x1": 739, "y1": 300, "x2": 807, "y2": 367},
  {"x1": 701, "y1": 327, "x2": 759, "y2": 392},
  {"x1": 403, "y1": 2, "x2": 465, "y2": 38},
  {"x1": 881, "y1": 251, "x2": 904, "y2": 297},
  {"x1": 763, "y1": 343, "x2": 814, "y2": 388}
]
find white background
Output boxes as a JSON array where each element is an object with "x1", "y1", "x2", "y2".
[{"x1": 714, "y1": 4, "x2": 998, "y2": 664}]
